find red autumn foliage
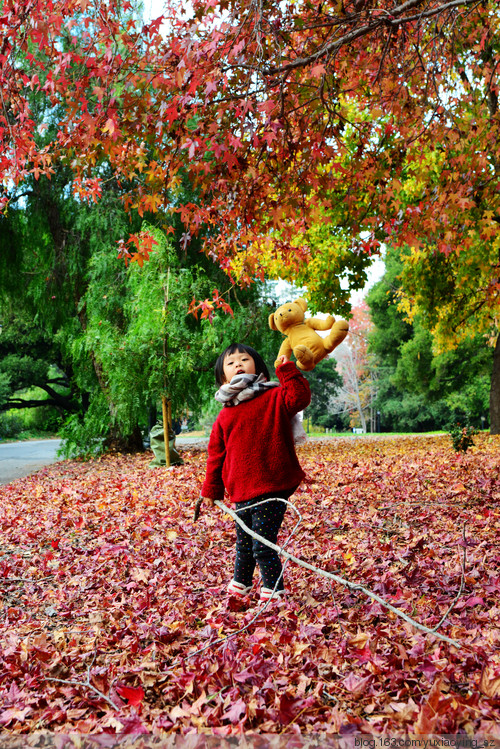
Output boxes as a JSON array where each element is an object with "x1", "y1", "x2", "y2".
[{"x1": 0, "y1": 435, "x2": 499, "y2": 736}]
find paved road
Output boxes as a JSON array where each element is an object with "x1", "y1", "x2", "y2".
[
  {"x1": 0, "y1": 432, "x2": 402, "y2": 486},
  {"x1": 0, "y1": 439, "x2": 62, "y2": 485},
  {"x1": 0, "y1": 436, "x2": 207, "y2": 486}
]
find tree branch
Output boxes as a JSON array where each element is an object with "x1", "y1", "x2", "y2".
[
  {"x1": 0, "y1": 396, "x2": 74, "y2": 412},
  {"x1": 215, "y1": 499, "x2": 461, "y2": 648},
  {"x1": 261, "y1": 0, "x2": 480, "y2": 76}
]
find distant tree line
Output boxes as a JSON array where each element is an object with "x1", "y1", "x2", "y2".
[{"x1": 306, "y1": 248, "x2": 492, "y2": 435}]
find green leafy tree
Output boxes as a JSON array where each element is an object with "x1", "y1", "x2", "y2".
[
  {"x1": 0, "y1": 315, "x2": 74, "y2": 414},
  {"x1": 367, "y1": 249, "x2": 491, "y2": 432},
  {"x1": 60, "y1": 222, "x2": 277, "y2": 457},
  {"x1": 303, "y1": 358, "x2": 344, "y2": 431}
]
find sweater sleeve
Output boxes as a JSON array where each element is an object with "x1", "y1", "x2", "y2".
[
  {"x1": 201, "y1": 417, "x2": 226, "y2": 500},
  {"x1": 275, "y1": 360, "x2": 311, "y2": 415}
]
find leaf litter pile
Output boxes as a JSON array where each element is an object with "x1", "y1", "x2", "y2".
[{"x1": 1, "y1": 434, "x2": 499, "y2": 737}]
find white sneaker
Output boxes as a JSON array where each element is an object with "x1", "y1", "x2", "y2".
[
  {"x1": 260, "y1": 587, "x2": 285, "y2": 601},
  {"x1": 227, "y1": 580, "x2": 252, "y2": 598}
]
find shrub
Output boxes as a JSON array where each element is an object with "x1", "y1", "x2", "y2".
[
  {"x1": 448, "y1": 422, "x2": 478, "y2": 453},
  {"x1": 0, "y1": 412, "x2": 24, "y2": 439}
]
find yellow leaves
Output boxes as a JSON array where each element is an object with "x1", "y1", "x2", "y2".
[
  {"x1": 342, "y1": 550, "x2": 356, "y2": 566},
  {"x1": 348, "y1": 630, "x2": 370, "y2": 649},
  {"x1": 397, "y1": 232, "x2": 500, "y2": 351},
  {"x1": 482, "y1": 209, "x2": 496, "y2": 222},
  {"x1": 102, "y1": 118, "x2": 116, "y2": 135},
  {"x1": 140, "y1": 193, "x2": 163, "y2": 214},
  {"x1": 395, "y1": 291, "x2": 416, "y2": 325}
]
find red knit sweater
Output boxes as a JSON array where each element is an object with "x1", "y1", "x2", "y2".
[{"x1": 201, "y1": 361, "x2": 311, "y2": 504}]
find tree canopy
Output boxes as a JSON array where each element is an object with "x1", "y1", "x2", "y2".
[{"x1": 2, "y1": 1, "x2": 497, "y2": 274}]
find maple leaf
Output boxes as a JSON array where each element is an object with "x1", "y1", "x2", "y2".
[
  {"x1": 310, "y1": 63, "x2": 326, "y2": 78},
  {"x1": 479, "y1": 658, "x2": 500, "y2": 699},
  {"x1": 222, "y1": 698, "x2": 247, "y2": 724},
  {"x1": 102, "y1": 118, "x2": 116, "y2": 135},
  {"x1": 115, "y1": 683, "x2": 145, "y2": 707},
  {"x1": 0, "y1": 707, "x2": 32, "y2": 726}
]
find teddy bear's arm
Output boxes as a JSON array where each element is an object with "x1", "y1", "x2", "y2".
[
  {"x1": 274, "y1": 338, "x2": 293, "y2": 366},
  {"x1": 305, "y1": 315, "x2": 334, "y2": 331}
]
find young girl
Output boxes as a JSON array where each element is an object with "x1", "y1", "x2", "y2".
[{"x1": 200, "y1": 343, "x2": 311, "y2": 601}]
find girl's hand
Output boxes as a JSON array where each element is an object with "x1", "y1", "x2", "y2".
[
  {"x1": 276, "y1": 355, "x2": 290, "y2": 366},
  {"x1": 193, "y1": 496, "x2": 215, "y2": 521}
]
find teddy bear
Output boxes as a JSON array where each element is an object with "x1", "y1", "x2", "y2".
[{"x1": 269, "y1": 297, "x2": 348, "y2": 371}]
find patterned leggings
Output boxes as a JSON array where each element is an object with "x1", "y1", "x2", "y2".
[{"x1": 233, "y1": 495, "x2": 288, "y2": 591}]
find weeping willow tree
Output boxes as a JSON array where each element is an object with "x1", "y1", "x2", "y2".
[
  {"x1": 1, "y1": 164, "x2": 276, "y2": 456},
  {"x1": 58, "y1": 221, "x2": 277, "y2": 457}
]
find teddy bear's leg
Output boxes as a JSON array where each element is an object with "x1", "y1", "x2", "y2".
[
  {"x1": 293, "y1": 344, "x2": 315, "y2": 371},
  {"x1": 323, "y1": 320, "x2": 349, "y2": 353}
]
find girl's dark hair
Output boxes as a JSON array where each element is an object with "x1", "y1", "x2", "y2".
[{"x1": 215, "y1": 343, "x2": 270, "y2": 386}]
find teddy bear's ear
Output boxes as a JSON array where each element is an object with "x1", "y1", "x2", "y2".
[
  {"x1": 269, "y1": 312, "x2": 278, "y2": 330},
  {"x1": 294, "y1": 298, "x2": 308, "y2": 312}
]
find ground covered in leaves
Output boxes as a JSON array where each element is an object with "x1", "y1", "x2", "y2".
[{"x1": 1, "y1": 434, "x2": 499, "y2": 737}]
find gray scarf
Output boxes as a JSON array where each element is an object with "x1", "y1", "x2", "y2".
[{"x1": 215, "y1": 373, "x2": 307, "y2": 444}]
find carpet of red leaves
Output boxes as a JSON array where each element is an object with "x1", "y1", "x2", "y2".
[{"x1": 1, "y1": 434, "x2": 499, "y2": 737}]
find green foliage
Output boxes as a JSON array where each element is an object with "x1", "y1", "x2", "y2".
[
  {"x1": 0, "y1": 311, "x2": 75, "y2": 437},
  {"x1": 366, "y1": 251, "x2": 413, "y2": 370},
  {"x1": 0, "y1": 314, "x2": 73, "y2": 405},
  {"x1": 58, "y1": 393, "x2": 111, "y2": 459},
  {"x1": 448, "y1": 422, "x2": 478, "y2": 453},
  {"x1": 277, "y1": 222, "x2": 373, "y2": 316},
  {"x1": 0, "y1": 372, "x2": 10, "y2": 408},
  {"x1": 303, "y1": 358, "x2": 344, "y2": 429},
  {"x1": 1, "y1": 159, "x2": 278, "y2": 456},
  {"x1": 68, "y1": 221, "x2": 277, "y2": 451},
  {"x1": 367, "y1": 248, "x2": 491, "y2": 432},
  {"x1": 375, "y1": 388, "x2": 455, "y2": 433},
  {"x1": 0, "y1": 404, "x2": 64, "y2": 441},
  {"x1": 0, "y1": 412, "x2": 23, "y2": 440}
]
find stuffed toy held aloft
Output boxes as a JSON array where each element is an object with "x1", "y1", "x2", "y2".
[{"x1": 269, "y1": 298, "x2": 348, "y2": 371}]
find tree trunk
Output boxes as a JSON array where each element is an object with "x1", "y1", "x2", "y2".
[
  {"x1": 107, "y1": 424, "x2": 145, "y2": 454},
  {"x1": 490, "y1": 334, "x2": 500, "y2": 434}
]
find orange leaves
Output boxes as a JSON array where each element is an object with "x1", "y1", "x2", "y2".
[
  {"x1": 188, "y1": 289, "x2": 234, "y2": 321},
  {"x1": 72, "y1": 176, "x2": 102, "y2": 203},
  {"x1": 116, "y1": 230, "x2": 159, "y2": 267},
  {"x1": 101, "y1": 117, "x2": 117, "y2": 136}
]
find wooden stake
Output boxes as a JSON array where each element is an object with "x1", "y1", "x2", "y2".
[
  {"x1": 162, "y1": 267, "x2": 171, "y2": 468},
  {"x1": 162, "y1": 395, "x2": 171, "y2": 468}
]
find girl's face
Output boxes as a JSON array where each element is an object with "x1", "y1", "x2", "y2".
[{"x1": 222, "y1": 350, "x2": 256, "y2": 383}]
